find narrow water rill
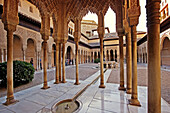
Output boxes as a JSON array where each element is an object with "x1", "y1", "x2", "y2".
[{"x1": 52, "y1": 69, "x2": 107, "y2": 113}]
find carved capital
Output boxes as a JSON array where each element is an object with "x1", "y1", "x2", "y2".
[
  {"x1": 74, "y1": 31, "x2": 81, "y2": 42},
  {"x1": 2, "y1": 0, "x2": 19, "y2": 32},
  {"x1": 41, "y1": 34, "x2": 49, "y2": 41},
  {"x1": 117, "y1": 28, "x2": 125, "y2": 36},
  {"x1": 97, "y1": 27, "x2": 105, "y2": 36},
  {"x1": 146, "y1": 1, "x2": 161, "y2": 27},
  {"x1": 40, "y1": 13, "x2": 50, "y2": 39},
  {"x1": 128, "y1": 6, "x2": 141, "y2": 26}
]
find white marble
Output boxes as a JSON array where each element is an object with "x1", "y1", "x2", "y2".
[
  {"x1": 89, "y1": 99, "x2": 129, "y2": 113},
  {"x1": 25, "y1": 93, "x2": 56, "y2": 106},
  {"x1": 94, "y1": 91, "x2": 127, "y2": 104},
  {"x1": 6, "y1": 100, "x2": 43, "y2": 113},
  {"x1": 0, "y1": 109, "x2": 14, "y2": 113},
  {"x1": 86, "y1": 107, "x2": 114, "y2": 113}
]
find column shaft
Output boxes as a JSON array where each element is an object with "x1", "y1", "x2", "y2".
[
  {"x1": 75, "y1": 41, "x2": 80, "y2": 85},
  {"x1": 147, "y1": 1, "x2": 161, "y2": 112},
  {"x1": 54, "y1": 43, "x2": 59, "y2": 84},
  {"x1": 119, "y1": 35, "x2": 126, "y2": 90},
  {"x1": 129, "y1": 26, "x2": 140, "y2": 106},
  {"x1": 4, "y1": 30, "x2": 18, "y2": 105},
  {"x1": 62, "y1": 43, "x2": 66, "y2": 83},
  {"x1": 1, "y1": 49, "x2": 4, "y2": 62},
  {"x1": 42, "y1": 40, "x2": 50, "y2": 89},
  {"x1": 59, "y1": 43, "x2": 62, "y2": 82},
  {"x1": 126, "y1": 32, "x2": 132, "y2": 94},
  {"x1": 99, "y1": 37, "x2": 105, "y2": 88}
]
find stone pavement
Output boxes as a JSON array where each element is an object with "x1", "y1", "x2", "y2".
[
  {"x1": 0, "y1": 67, "x2": 170, "y2": 113},
  {"x1": 0, "y1": 63, "x2": 99, "y2": 98},
  {"x1": 107, "y1": 63, "x2": 170, "y2": 104}
]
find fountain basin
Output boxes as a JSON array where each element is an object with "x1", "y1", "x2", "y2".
[{"x1": 51, "y1": 99, "x2": 81, "y2": 113}]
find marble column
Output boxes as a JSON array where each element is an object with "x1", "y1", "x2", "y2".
[
  {"x1": 147, "y1": 0, "x2": 161, "y2": 112},
  {"x1": 48, "y1": 52, "x2": 52, "y2": 69},
  {"x1": 62, "y1": 42, "x2": 66, "y2": 83},
  {"x1": 2, "y1": 0, "x2": 19, "y2": 105},
  {"x1": 54, "y1": 43, "x2": 59, "y2": 84},
  {"x1": 1, "y1": 49, "x2": 4, "y2": 63},
  {"x1": 4, "y1": 30, "x2": 19, "y2": 105},
  {"x1": 93, "y1": 51, "x2": 94, "y2": 63},
  {"x1": 128, "y1": 26, "x2": 140, "y2": 106},
  {"x1": 41, "y1": 40, "x2": 50, "y2": 89},
  {"x1": 40, "y1": 13, "x2": 50, "y2": 89},
  {"x1": 126, "y1": 32, "x2": 132, "y2": 94},
  {"x1": 38, "y1": 52, "x2": 41, "y2": 70},
  {"x1": 59, "y1": 43, "x2": 62, "y2": 82},
  {"x1": 118, "y1": 32, "x2": 126, "y2": 91},
  {"x1": 5, "y1": 49, "x2": 7, "y2": 62},
  {"x1": 98, "y1": 11, "x2": 105, "y2": 88},
  {"x1": 74, "y1": 18, "x2": 81, "y2": 85},
  {"x1": 127, "y1": 1, "x2": 141, "y2": 106},
  {"x1": 23, "y1": 50, "x2": 26, "y2": 61},
  {"x1": 75, "y1": 41, "x2": 80, "y2": 85},
  {"x1": 36, "y1": 51, "x2": 39, "y2": 70}
]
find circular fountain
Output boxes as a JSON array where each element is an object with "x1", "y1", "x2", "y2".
[{"x1": 51, "y1": 99, "x2": 81, "y2": 113}]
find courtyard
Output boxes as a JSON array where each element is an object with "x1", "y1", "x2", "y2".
[{"x1": 0, "y1": 63, "x2": 170, "y2": 113}]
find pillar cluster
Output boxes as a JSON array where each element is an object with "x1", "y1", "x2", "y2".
[{"x1": 1, "y1": 1, "x2": 162, "y2": 112}]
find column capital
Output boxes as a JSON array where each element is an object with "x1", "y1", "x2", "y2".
[
  {"x1": 2, "y1": 0, "x2": 19, "y2": 32},
  {"x1": 74, "y1": 31, "x2": 81, "y2": 42},
  {"x1": 146, "y1": 1, "x2": 161, "y2": 27},
  {"x1": 117, "y1": 28, "x2": 125, "y2": 37},
  {"x1": 128, "y1": 6, "x2": 140, "y2": 26},
  {"x1": 40, "y1": 13, "x2": 50, "y2": 41},
  {"x1": 97, "y1": 27, "x2": 105, "y2": 36}
]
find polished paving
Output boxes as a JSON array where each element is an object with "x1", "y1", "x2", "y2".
[{"x1": 0, "y1": 69, "x2": 170, "y2": 113}]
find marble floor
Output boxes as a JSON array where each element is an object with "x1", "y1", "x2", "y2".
[{"x1": 0, "y1": 69, "x2": 170, "y2": 113}]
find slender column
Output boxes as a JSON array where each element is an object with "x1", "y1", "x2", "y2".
[
  {"x1": 108, "y1": 52, "x2": 110, "y2": 61},
  {"x1": 128, "y1": 26, "x2": 140, "y2": 106},
  {"x1": 5, "y1": 49, "x2": 7, "y2": 62},
  {"x1": 93, "y1": 51, "x2": 94, "y2": 63},
  {"x1": 23, "y1": 50, "x2": 26, "y2": 61},
  {"x1": 36, "y1": 51, "x2": 39, "y2": 70},
  {"x1": 126, "y1": 32, "x2": 132, "y2": 94},
  {"x1": 38, "y1": 52, "x2": 41, "y2": 70},
  {"x1": 74, "y1": 18, "x2": 81, "y2": 85},
  {"x1": 147, "y1": 1, "x2": 161, "y2": 112},
  {"x1": 62, "y1": 42, "x2": 66, "y2": 83},
  {"x1": 54, "y1": 43, "x2": 59, "y2": 84},
  {"x1": 59, "y1": 43, "x2": 62, "y2": 82},
  {"x1": 41, "y1": 40, "x2": 50, "y2": 89},
  {"x1": 48, "y1": 52, "x2": 52, "y2": 69},
  {"x1": 118, "y1": 33, "x2": 126, "y2": 91},
  {"x1": 2, "y1": 0, "x2": 19, "y2": 105},
  {"x1": 127, "y1": 0, "x2": 141, "y2": 106},
  {"x1": 75, "y1": 41, "x2": 80, "y2": 85},
  {"x1": 98, "y1": 11, "x2": 105, "y2": 88},
  {"x1": 1, "y1": 49, "x2": 4, "y2": 62},
  {"x1": 4, "y1": 30, "x2": 19, "y2": 105}
]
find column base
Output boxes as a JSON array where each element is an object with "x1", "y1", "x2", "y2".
[
  {"x1": 118, "y1": 86, "x2": 126, "y2": 91},
  {"x1": 54, "y1": 81, "x2": 59, "y2": 84},
  {"x1": 126, "y1": 88, "x2": 132, "y2": 94},
  {"x1": 128, "y1": 98, "x2": 141, "y2": 107},
  {"x1": 74, "y1": 82, "x2": 80, "y2": 85},
  {"x1": 3, "y1": 97, "x2": 19, "y2": 106},
  {"x1": 41, "y1": 86, "x2": 50, "y2": 89},
  {"x1": 62, "y1": 81, "x2": 67, "y2": 83},
  {"x1": 99, "y1": 84, "x2": 106, "y2": 88}
]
